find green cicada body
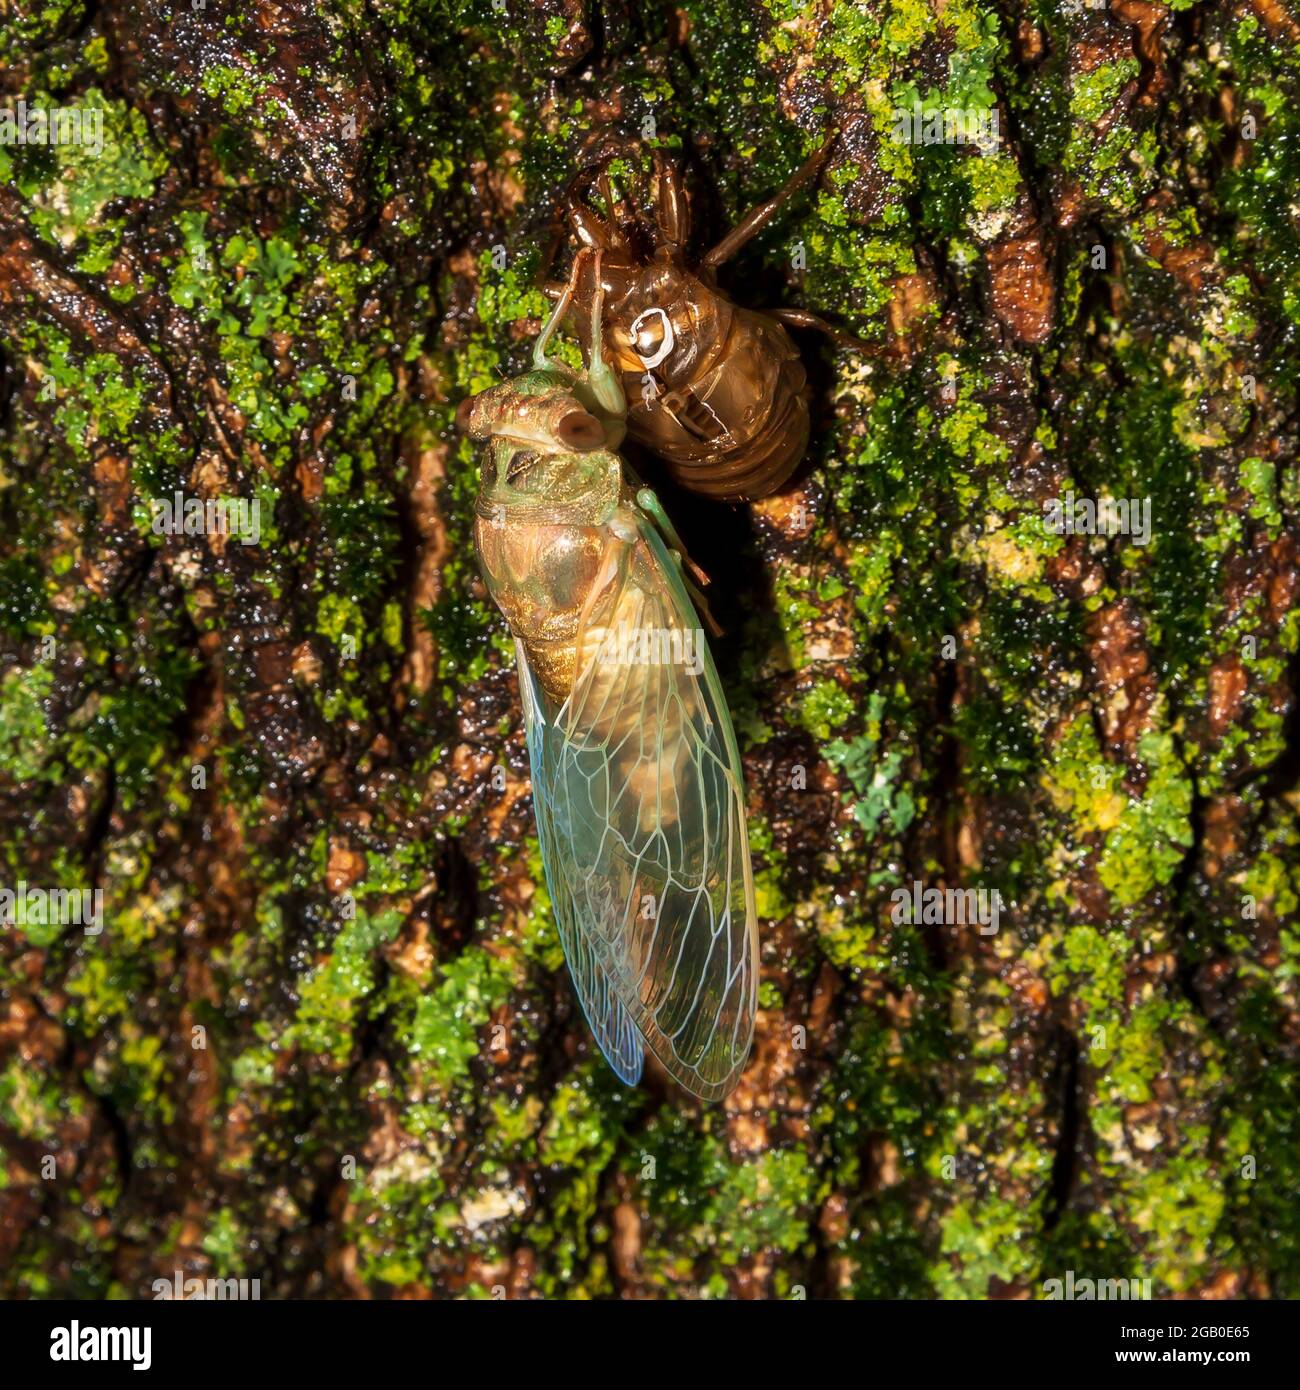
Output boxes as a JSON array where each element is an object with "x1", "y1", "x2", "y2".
[{"x1": 459, "y1": 250, "x2": 758, "y2": 1100}]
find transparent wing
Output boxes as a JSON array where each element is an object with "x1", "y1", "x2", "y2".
[
  {"x1": 517, "y1": 512, "x2": 758, "y2": 1101},
  {"x1": 518, "y1": 642, "x2": 644, "y2": 1086}
]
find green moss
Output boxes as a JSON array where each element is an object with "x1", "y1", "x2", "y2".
[
  {"x1": 291, "y1": 908, "x2": 406, "y2": 1064},
  {"x1": 1097, "y1": 733, "x2": 1194, "y2": 907},
  {"x1": 407, "y1": 947, "x2": 514, "y2": 1090},
  {"x1": 36, "y1": 330, "x2": 150, "y2": 460},
  {"x1": 199, "y1": 64, "x2": 271, "y2": 119},
  {"x1": 798, "y1": 677, "x2": 855, "y2": 739},
  {"x1": 1238, "y1": 456, "x2": 1282, "y2": 529},
  {"x1": 2, "y1": 89, "x2": 167, "y2": 248},
  {"x1": 824, "y1": 691, "x2": 917, "y2": 839},
  {"x1": 962, "y1": 150, "x2": 1022, "y2": 216},
  {"x1": 0, "y1": 664, "x2": 53, "y2": 783},
  {"x1": 932, "y1": 1194, "x2": 1045, "y2": 1298}
]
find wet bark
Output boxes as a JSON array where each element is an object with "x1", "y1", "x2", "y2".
[{"x1": 0, "y1": 0, "x2": 1296, "y2": 1299}]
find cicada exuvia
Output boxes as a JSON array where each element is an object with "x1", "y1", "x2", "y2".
[
  {"x1": 458, "y1": 248, "x2": 758, "y2": 1101},
  {"x1": 545, "y1": 134, "x2": 873, "y2": 501}
]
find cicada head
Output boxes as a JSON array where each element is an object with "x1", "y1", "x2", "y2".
[{"x1": 456, "y1": 369, "x2": 608, "y2": 454}]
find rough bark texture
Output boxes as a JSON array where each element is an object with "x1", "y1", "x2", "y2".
[{"x1": 1, "y1": 0, "x2": 1297, "y2": 1299}]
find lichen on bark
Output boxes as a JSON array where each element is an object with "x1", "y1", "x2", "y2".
[{"x1": 0, "y1": 0, "x2": 1297, "y2": 1299}]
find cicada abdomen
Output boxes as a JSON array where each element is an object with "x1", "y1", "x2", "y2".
[
  {"x1": 622, "y1": 291, "x2": 812, "y2": 502},
  {"x1": 567, "y1": 257, "x2": 813, "y2": 501}
]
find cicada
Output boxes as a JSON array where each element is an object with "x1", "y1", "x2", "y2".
[
  {"x1": 546, "y1": 135, "x2": 867, "y2": 501},
  {"x1": 458, "y1": 248, "x2": 759, "y2": 1101}
]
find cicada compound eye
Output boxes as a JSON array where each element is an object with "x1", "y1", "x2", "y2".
[
  {"x1": 556, "y1": 410, "x2": 605, "y2": 450},
  {"x1": 455, "y1": 396, "x2": 477, "y2": 435}
]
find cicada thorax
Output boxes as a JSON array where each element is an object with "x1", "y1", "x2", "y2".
[
  {"x1": 572, "y1": 258, "x2": 812, "y2": 502},
  {"x1": 472, "y1": 439, "x2": 628, "y2": 706},
  {"x1": 475, "y1": 453, "x2": 698, "y2": 818}
]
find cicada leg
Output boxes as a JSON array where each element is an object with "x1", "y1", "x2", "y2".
[
  {"x1": 767, "y1": 305, "x2": 885, "y2": 356},
  {"x1": 635, "y1": 487, "x2": 707, "y2": 583},
  {"x1": 653, "y1": 149, "x2": 690, "y2": 249},
  {"x1": 566, "y1": 157, "x2": 631, "y2": 253},
  {"x1": 532, "y1": 246, "x2": 590, "y2": 374},
  {"x1": 680, "y1": 568, "x2": 722, "y2": 638},
  {"x1": 700, "y1": 132, "x2": 838, "y2": 271},
  {"x1": 634, "y1": 486, "x2": 721, "y2": 636},
  {"x1": 577, "y1": 248, "x2": 627, "y2": 422},
  {"x1": 597, "y1": 172, "x2": 626, "y2": 240}
]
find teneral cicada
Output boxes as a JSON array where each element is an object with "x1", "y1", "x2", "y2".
[
  {"x1": 547, "y1": 136, "x2": 867, "y2": 501},
  {"x1": 458, "y1": 248, "x2": 759, "y2": 1101}
]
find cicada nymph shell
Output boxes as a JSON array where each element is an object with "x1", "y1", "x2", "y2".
[{"x1": 548, "y1": 135, "x2": 863, "y2": 501}]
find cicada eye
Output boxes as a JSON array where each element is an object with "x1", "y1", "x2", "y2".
[
  {"x1": 455, "y1": 397, "x2": 476, "y2": 434},
  {"x1": 629, "y1": 307, "x2": 674, "y2": 370},
  {"x1": 556, "y1": 410, "x2": 605, "y2": 450}
]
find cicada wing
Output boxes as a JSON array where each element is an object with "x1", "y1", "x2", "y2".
[
  {"x1": 548, "y1": 514, "x2": 758, "y2": 1101},
  {"x1": 517, "y1": 640, "x2": 644, "y2": 1086}
]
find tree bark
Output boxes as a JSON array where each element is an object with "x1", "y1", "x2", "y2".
[{"x1": 0, "y1": 0, "x2": 1296, "y2": 1299}]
